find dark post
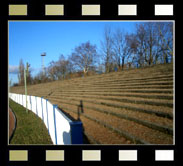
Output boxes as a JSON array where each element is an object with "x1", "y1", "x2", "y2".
[{"x1": 77, "y1": 100, "x2": 84, "y2": 120}]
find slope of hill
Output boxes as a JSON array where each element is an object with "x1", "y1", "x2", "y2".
[{"x1": 10, "y1": 63, "x2": 174, "y2": 144}]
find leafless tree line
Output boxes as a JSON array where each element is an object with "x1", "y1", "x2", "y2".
[
  {"x1": 16, "y1": 22, "x2": 173, "y2": 86},
  {"x1": 101, "y1": 22, "x2": 173, "y2": 73}
]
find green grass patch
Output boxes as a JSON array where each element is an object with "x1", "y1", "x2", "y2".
[{"x1": 9, "y1": 99, "x2": 53, "y2": 145}]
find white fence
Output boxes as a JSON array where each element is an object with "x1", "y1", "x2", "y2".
[{"x1": 9, "y1": 93, "x2": 83, "y2": 145}]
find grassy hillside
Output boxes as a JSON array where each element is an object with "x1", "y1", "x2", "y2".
[
  {"x1": 9, "y1": 99, "x2": 53, "y2": 144},
  {"x1": 10, "y1": 63, "x2": 174, "y2": 144}
]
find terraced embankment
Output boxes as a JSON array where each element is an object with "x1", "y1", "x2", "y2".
[{"x1": 11, "y1": 63, "x2": 174, "y2": 144}]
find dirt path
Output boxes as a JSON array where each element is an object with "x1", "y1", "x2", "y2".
[{"x1": 9, "y1": 108, "x2": 16, "y2": 141}]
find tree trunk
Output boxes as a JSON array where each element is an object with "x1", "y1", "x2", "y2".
[{"x1": 122, "y1": 57, "x2": 125, "y2": 70}]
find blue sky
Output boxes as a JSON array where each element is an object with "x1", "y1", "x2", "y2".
[{"x1": 9, "y1": 21, "x2": 138, "y2": 84}]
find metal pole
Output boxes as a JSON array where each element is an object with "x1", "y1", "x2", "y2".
[
  {"x1": 24, "y1": 69, "x2": 28, "y2": 113},
  {"x1": 43, "y1": 56, "x2": 44, "y2": 75},
  {"x1": 24, "y1": 63, "x2": 30, "y2": 114},
  {"x1": 41, "y1": 53, "x2": 46, "y2": 75}
]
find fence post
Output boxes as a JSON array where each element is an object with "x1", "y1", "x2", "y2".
[
  {"x1": 53, "y1": 104, "x2": 58, "y2": 145},
  {"x1": 41, "y1": 97, "x2": 44, "y2": 122},
  {"x1": 22, "y1": 94, "x2": 23, "y2": 106},
  {"x1": 46, "y1": 99, "x2": 50, "y2": 134},
  {"x1": 35, "y1": 96, "x2": 38, "y2": 115},
  {"x1": 24, "y1": 69, "x2": 28, "y2": 113},
  {"x1": 69, "y1": 121, "x2": 83, "y2": 144},
  {"x1": 30, "y1": 96, "x2": 32, "y2": 111}
]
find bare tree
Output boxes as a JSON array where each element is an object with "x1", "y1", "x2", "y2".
[
  {"x1": 124, "y1": 33, "x2": 137, "y2": 68},
  {"x1": 101, "y1": 26, "x2": 115, "y2": 73},
  {"x1": 125, "y1": 32, "x2": 144, "y2": 68},
  {"x1": 67, "y1": 56, "x2": 74, "y2": 74},
  {"x1": 47, "y1": 55, "x2": 74, "y2": 81},
  {"x1": 143, "y1": 23, "x2": 160, "y2": 66},
  {"x1": 126, "y1": 23, "x2": 156, "y2": 67},
  {"x1": 57, "y1": 55, "x2": 70, "y2": 79},
  {"x1": 70, "y1": 41, "x2": 98, "y2": 74},
  {"x1": 113, "y1": 28, "x2": 131, "y2": 70},
  {"x1": 26, "y1": 63, "x2": 32, "y2": 85},
  {"x1": 156, "y1": 22, "x2": 173, "y2": 64},
  {"x1": 47, "y1": 61, "x2": 58, "y2": 81},
  {"x1": 126, "y1": 22, "x2": 173, "y2": 66},
  {"x1": 135, "y1": 24, "x2": 148, "y2": 67},
  {"x1": 18, "y1": 59, "x2": 25, "y2": 85}
]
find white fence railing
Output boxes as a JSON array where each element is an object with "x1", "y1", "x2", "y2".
[{"x1": 9, "y1": 93, "x2": 83, "y2": 145}]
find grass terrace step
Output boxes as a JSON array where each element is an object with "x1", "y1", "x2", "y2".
[
  {"x1": 91, "y1": 81, "x2": 173, "y2": 86},
  {"x1": 65, "y1": 71, "x2": 173, "y2": 82},
  {"x1": 28, "y1": 74, "x2": 173, "y2": 89},
  {"x1": 81, "y1": 75, "x2": 173, "y2": 83},
  {"x1": 83, "y1": 132, "x2": 101, "y2": 144},
  {"x1": 60, "y1": 107, "x2": 132, "y2": 144},
  {"x1": 67, "y1": 84, "x2": 173, "y2": 89},
  {"x1": 48, "y1": 97, "x2": 173, "y2": 119},
  {"x1": 50, "y1": 93, "x2": 173, "y2": 108},
  {"x1": 59, "y1": 105, "x2": 149, "y2": 144},
  {"x1": 42, "y1": 82, "x2": 173, "y2": 97},
  {"x1": 57, "y1": 81, "x2": 173, "y2": 90},
  {"x1": 54, "y1": 85, "x2": 173, "y2": 91},
  {"x1": 54, "y1": 75, "x2": 173, "y2": 87},
  {"x1": 57, "y1": 89, "x2": 173, "y2": 94},
  {"x1": 57, "y1": 103, "x2": 172, "y2": 144},
  {"x1": 49, "y1": 98, "x2": 173, "y2": 132},
  {"x1": 51, "y1": 92, "x2": 173, "y2": 100},
  {"x1": 59, "y1": 99, "x2": 173, "y2": 135},
  {"x1": 11, "y1": 78, "x2": 173, "y2": 96}
]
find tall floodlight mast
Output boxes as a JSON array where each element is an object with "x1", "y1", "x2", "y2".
[{"x1": 41, "y1": 52, "x2": 46, "y2": 75}]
